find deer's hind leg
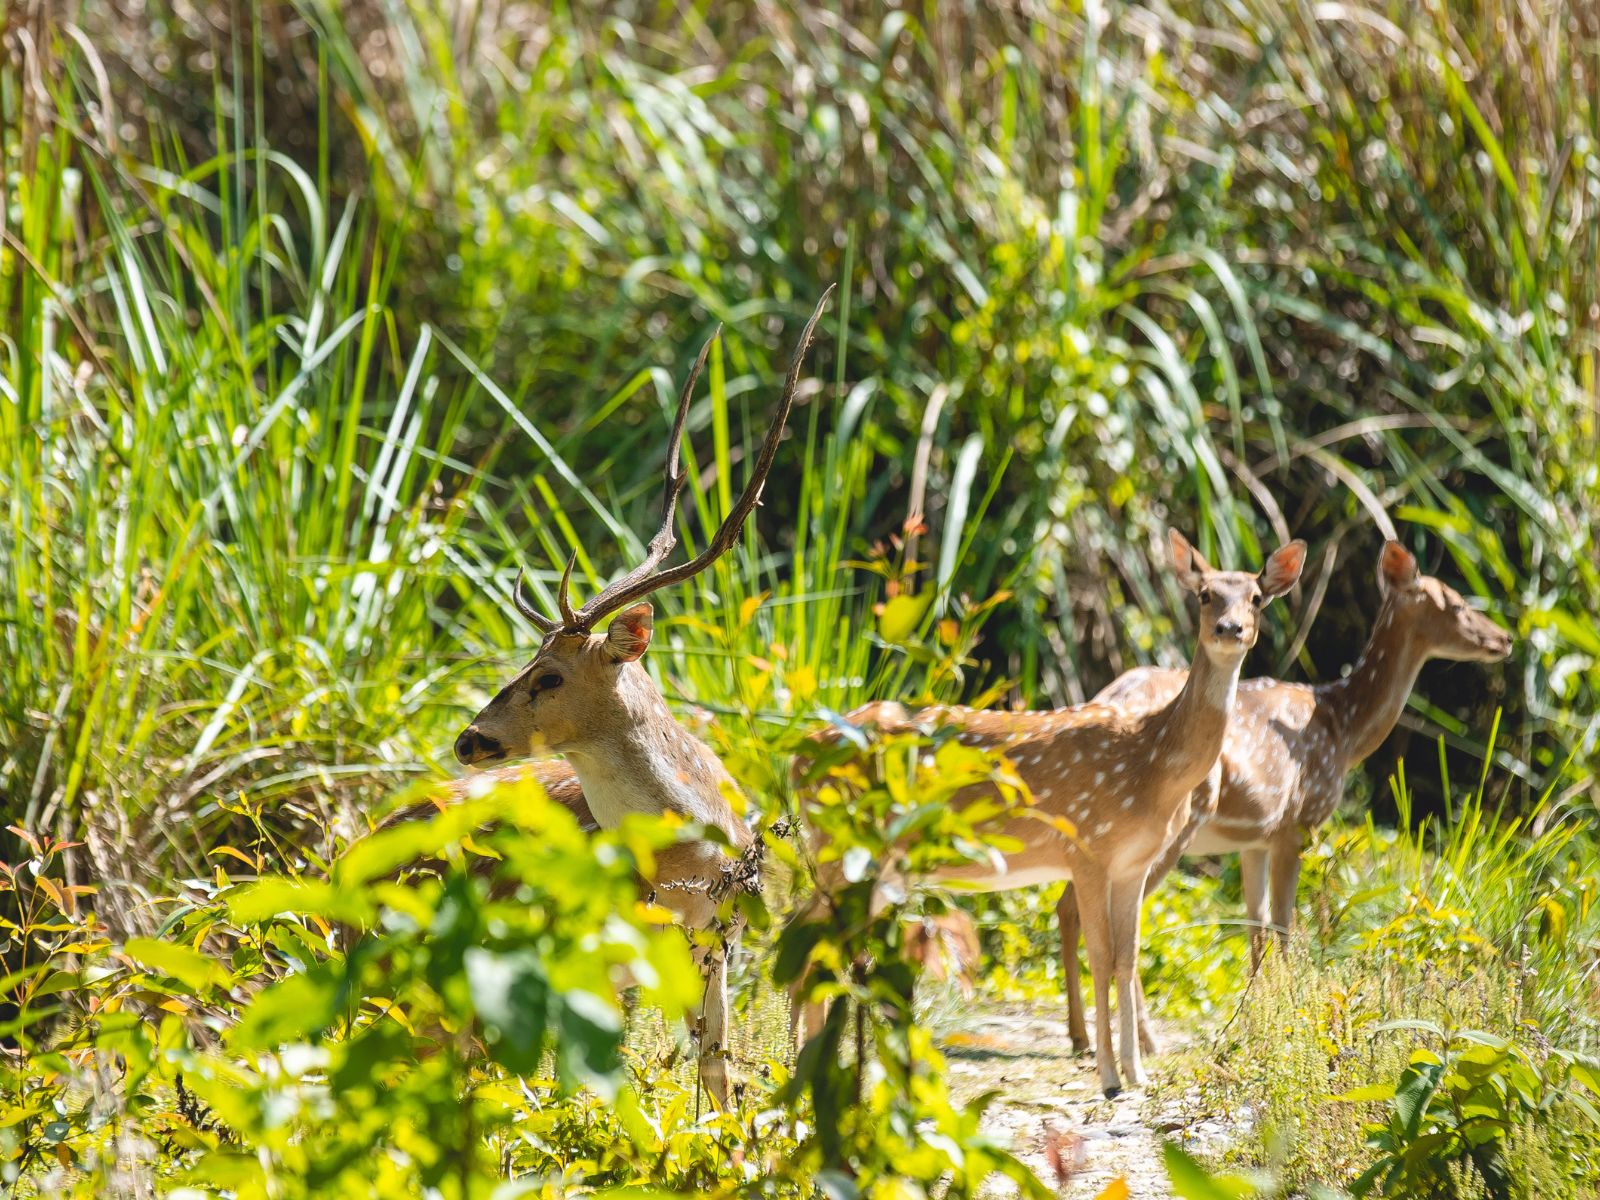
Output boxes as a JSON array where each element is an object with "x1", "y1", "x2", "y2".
[
  {"x1": 693, "y1": 938, "x2": 732, "y2": 1109},
  {"x1": 1241, "y1": 847, "x2": 1271, "y2": 969},
  {"x1": 1056, "y1": 883, "x2": 1092, "y2": 1056}
]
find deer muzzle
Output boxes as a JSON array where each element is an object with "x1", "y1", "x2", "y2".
[{"x1": 454, "y1": 726, "x2": 505, "y2": 766}]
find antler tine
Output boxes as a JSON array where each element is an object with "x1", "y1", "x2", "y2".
[
  {"x1": 512, "y1": 567, "x2": 559, "y2": 633},
  {"x1": 653, "y1": 325, "x2": 718, "y2": 554},
  {"x1": 559, "y1": 327, "x2": 719, "y2": 631},
  {"x1": 555, "y1": 550, "x2": 580, "y2": 628},
  {"x1": 572, "y1": 285, "x2": 835, "y2": 630}
]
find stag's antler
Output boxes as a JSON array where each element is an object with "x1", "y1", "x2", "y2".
[{"x1": 516, "y1": 286, "x2": 835, "y2": 633}]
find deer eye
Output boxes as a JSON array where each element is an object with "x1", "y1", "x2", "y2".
[
  {"x1": 1251, "y1": 592, "x2": 1264, "y2": 608},
  {"x1": 536, "y1": 673, "x2": 563, "y2": 691},
  {"x1": 1198, "y1": 589, "x2": 1213, "y2": 604}
]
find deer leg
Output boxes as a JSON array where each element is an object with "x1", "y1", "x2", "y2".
[
  {"x1": 1073, "y1": 869, "x2": 1122, "y2": 1095},
  {"x1": 1056, "y1": 883, "x2": 1092, "y2": 1056},
  {"x1": 1128, "y1": 824, "x2": 1191, "y2": 1059},
  {"x1": 1108, "y1": 873, "x2": 1149, "y2": 1090},
  {"x1": 1134, "y1": 972, "x2": 1159, "y2": 1056},
  {"x1": 786, "y1": 893, "x2": 828, "y2": 1055},
  {"x1": 1240, "y1": 847, "x2": 1270, "y2": 969},
  {"x1": 696, "y1": 941, "x2": 731, "y2": 1109},
  {"x1": 1267, "y1": 836, "x2": 1303, "y2": 952}
]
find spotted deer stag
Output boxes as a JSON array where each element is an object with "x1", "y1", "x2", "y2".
[
  {"x1": 452, "y1": 289, "x2": 833, "y2": 1106},
  {"x1": 798, "y1": 530, "x2": 1306, "y2": 1095},
  {"x1": 1058, "y1": 539, "x2": 1513, "y2": 1055}
]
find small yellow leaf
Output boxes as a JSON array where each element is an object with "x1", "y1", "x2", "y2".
[
  {"x1": 738, "y1": 593, "x2": 768, "y2": 627},
  {"x1": 1096, "y1": 1179, "x2": 1130, "y2": 1200},
  {"x1": 789, "y1": 666, "x2": 817, "y2": 703},
  {"x1": 33, "y1": 875, "x2": 67, "y2": 912},
  {"x1": 209, "y1": 846, "x2": 260, "y2": 869}
]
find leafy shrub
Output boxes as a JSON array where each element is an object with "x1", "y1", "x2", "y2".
[
  {"x1": 777, "y1": 727, "x2": 1051, "y2": 1199},
  {"x1": 1344, "y1": 1026, "x2": 1600, "y2": 1199},
  {"x1": 0, "y1": 784, "x2": 748, "y2": 1196}
]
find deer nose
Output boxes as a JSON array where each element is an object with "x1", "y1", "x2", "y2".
[
  {"x1": 1213, "y1": 617, "x2": 1244, "y2": 640},
  {"x1": 454, "y1": 726, "x2": 501, "y2": 764}
]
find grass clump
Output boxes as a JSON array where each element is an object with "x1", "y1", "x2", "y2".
[{"x1": 1184, "y1": 752, "x2": 1600, "y2": 1196}]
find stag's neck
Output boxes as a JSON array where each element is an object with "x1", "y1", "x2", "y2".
[
  {"x1": 1316, "y1": 601, "x2": 1429, "y2": 767},
  {"x1": 563, "y1": 669, "x2": 749, "y2": 846},
  {"x1": 1151, "y1": 645, "x2": 1242, "y2": 793}
]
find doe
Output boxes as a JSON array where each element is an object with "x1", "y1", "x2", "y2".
[
  {"x1": 1058, "y1": 538, "x2": 1513, "y2": 1055},
  {"x1": 798, "y1": 529, "x2": 1305, "y2": 1095}
]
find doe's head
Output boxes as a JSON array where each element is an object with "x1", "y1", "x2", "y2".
[
  {"x1": 1168, "y1": 528, "x2": 1306, "y2": 659},
  {"x1": 1375, "y1": 541, "x2": 1513, "y2": 663},
  {"x1": 454, "y1": 605, "x2": 654, "y2": 766}
]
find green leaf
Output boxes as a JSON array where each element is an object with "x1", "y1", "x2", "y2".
[
  {"x1": 227, "y1": 878, "x2": 350, "y2": 924},
  {"x1": 772, "y1": 918, "x2": 828, "y2": 987},
  {"x1": 1162, "y1": 1142, "x2": 1254, "y2": 1198},
  {"x1": 465, "y1": 947, "x2": 550, "y2": 1076},
  {"x1": 230, "y1": 966, "x2": 342, "y2": 1050},
  {"x1": 123, "y1": 937, "x2": 223, "y2": 993},
  {"x1": 1394, "y1": 1059, "x2": 1445, "y2": 1140},
  {"x1": 553, "y1": 988, "x2": 624, "y2": 1096},
  {"x1": 878, "y1": 592, "x2": 932, "y2": 643}
]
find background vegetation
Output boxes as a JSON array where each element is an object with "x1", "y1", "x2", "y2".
[{"x1": 1, "y1": 0, "x2": 1596, "y2": 1196}]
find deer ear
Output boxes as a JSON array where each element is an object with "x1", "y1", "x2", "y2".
[
  {"x1": 1378, "y1": 541, "x2": 1418, "y2": 593},
  {"x1": 1167, "y1": 528, "x2": 1210, "y2": 593},
  {"x1": 605, "y1": 603, "x2": 654, "y2": 662},
  {"x1": 1259, "y1": 539, "x2": 1307, "y2": 599}
]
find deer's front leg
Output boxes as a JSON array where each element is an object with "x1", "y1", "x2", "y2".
[
  {"x1": 1072, "y1": 868, "x2": 1122, "y2": 1095},
  {"x1": 1133, "y1": 972, "x2": 1158, "y2": 1057},
  {"x1": 1108, "y1": 872, "x2": 1150, "y2": 1090},
  {"x1": 1125, "y1": 794, "x2": 1200, "y2": 1058}
]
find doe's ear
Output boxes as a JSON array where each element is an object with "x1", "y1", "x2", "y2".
[
  {"x1": 1377, "y1": 540, "x2": 1419, "y2": 593},
  {"x1": 1167, "y1": 528, "x2": 1211, "y2": 594},
  {"x1": 605, "y1": 603, "x2": 654, "y2": 663},
  {"x1": 1259, "y1": 539, "x2": 1307, "y2": 599}
]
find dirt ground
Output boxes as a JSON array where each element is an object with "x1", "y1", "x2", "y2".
[{"x1": 941, "y1": 1003, "x2": 1234, "y2": 1199}]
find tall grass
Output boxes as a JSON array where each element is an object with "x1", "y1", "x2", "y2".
[
  {"x1": 0, "y1": 37, "x2": 517, "y2": 904},
  {"x1": 8, "y1": 0, "x2": 1598, "y2": 904},
  {"x1": 88, "y1": 0, "x2": 1593, "y2": 804}
]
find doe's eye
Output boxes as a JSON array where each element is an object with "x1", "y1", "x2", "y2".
[
  {"x1": 1251, "y1": 593, "x2": 1264, "y2": 608},
  {"x1": 1198, "y1": 589, "x2": 1213, "y2": 604},
  {"x1": 536, "y1": 673, "x2": 563, "y2": 691}
]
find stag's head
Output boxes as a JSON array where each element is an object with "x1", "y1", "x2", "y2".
[
  {"x1": 454, "y1": 289, "x2": 833, "y2": 767},
  {"x1": 1168, "y1": 528, "x2": 1306, "y2": 661},
  {"x1": 1374, "y1": 540, "x2": 1513, "y2": 663}
]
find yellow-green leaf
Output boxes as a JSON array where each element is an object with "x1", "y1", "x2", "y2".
[
  {"x1": 122, "y1": 937, "x2": 222, "y2": 992},
  {"x1": 879, "y1": 592, "x2": 932, "y2": 643}
]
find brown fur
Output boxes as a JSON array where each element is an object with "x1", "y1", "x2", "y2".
[
  {"x1": 795, "y1": 530, "x2": 1306, "y2": 1094},
  {"x1": 452, "y1": 607, "x2": 755, "y2": 1106},
  {"x1": 1059, "y1": 540, "x2": 1513, "y2": 1053}
]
